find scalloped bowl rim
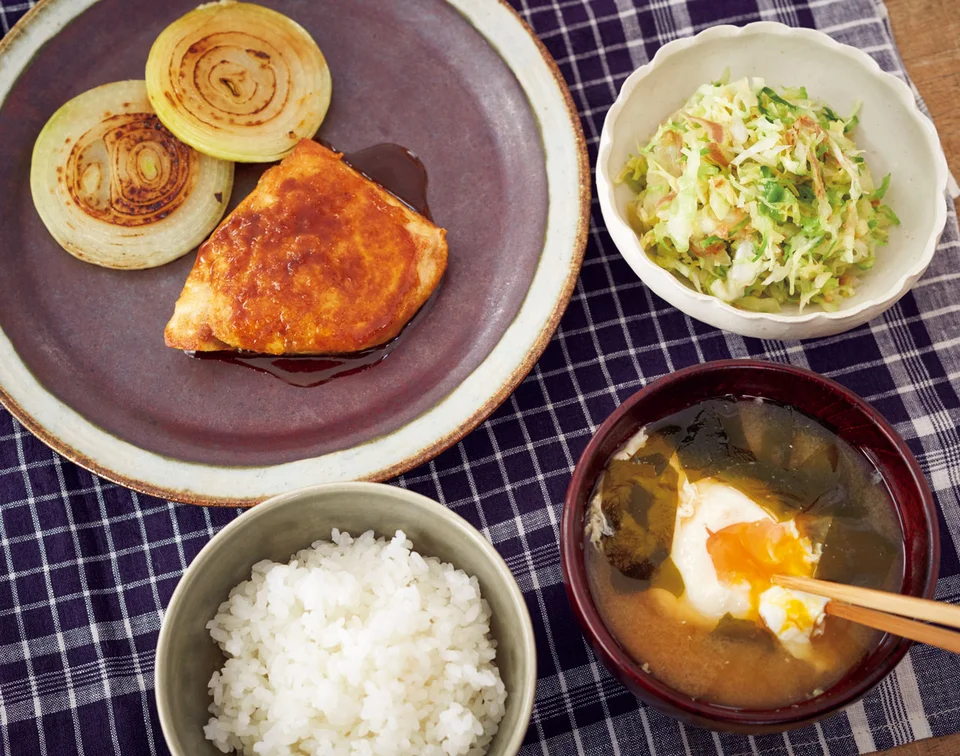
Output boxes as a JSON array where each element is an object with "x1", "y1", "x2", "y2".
[{"x1": 597, "y1": 21, "x2": 949, "y2": 330}]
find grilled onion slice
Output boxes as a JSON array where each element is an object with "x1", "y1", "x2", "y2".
[
  {"x1": 145, "y1": 1, "x2": 332, "y2": 162},
  {"x1": 31, "y1": 80, "x2": 234, "y2": 270}
]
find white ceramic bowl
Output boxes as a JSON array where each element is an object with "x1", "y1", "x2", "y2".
[{"x1": 597, "y1": 22, "x2": 949, "y2": 340}]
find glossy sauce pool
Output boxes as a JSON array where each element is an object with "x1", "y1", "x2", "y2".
[{"x1": 189, "y1": 143, "x2": 434, "y2": 388}]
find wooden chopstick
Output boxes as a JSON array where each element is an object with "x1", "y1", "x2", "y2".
[
  {"x1": 770, "y1": 574, "x2": 960, "y2": 655},
  {"x1": 824, "y1": 602, "x2": 960, "y2": 655},
  {"x1": 772, "y1": 574, "x2": 960, "y2": 630}
]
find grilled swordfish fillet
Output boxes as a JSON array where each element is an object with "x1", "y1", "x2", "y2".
[{"x1": 164, "y1": 139, "x2": 448, "y2": 355}]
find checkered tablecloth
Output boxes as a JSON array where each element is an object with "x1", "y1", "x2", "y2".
[{"x1": 2, "y1": 0, "x2": 959, "y2": 754}]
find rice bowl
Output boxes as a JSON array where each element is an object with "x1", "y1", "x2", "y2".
[
  {"x1": 203, "y1": 530, "x2": 507, "y2": 756},
  {"x1": 154, "y1": 482, "x2": 536, "y2": 756}
]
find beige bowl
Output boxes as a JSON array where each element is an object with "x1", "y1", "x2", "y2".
[
  {"x1": 597, "y1": 21, "x2": 949, "y2": 340},
  {"x1": 155, "y1": 482, "x2": 536, "y2": 756}
]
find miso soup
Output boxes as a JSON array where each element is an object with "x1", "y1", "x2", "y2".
[{"x1": 584, "y1": 396, "x2": 903, "y2": 709}]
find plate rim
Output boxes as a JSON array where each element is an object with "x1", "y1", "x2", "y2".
[{"x1": 0, "y1": 0, "x2": 590, "y2": 506}]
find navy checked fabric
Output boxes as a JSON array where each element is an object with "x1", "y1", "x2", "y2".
[{"x1": 2, "y1": 0, "x2": 960, "y2": 754}]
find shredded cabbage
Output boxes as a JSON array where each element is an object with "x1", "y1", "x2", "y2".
[{"x1": 618, "y1": 74, "x2": 898, "y2": 312}]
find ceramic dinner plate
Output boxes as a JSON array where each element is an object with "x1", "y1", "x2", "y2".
[{"x1": 0, "y1": 0, "x2": 588, "y2": 505}]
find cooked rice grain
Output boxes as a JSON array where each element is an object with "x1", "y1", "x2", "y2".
[{"x1": 204, "y1": 530, "x2": 507, "y2": 756}]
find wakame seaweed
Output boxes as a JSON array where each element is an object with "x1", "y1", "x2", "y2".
[{"x1": 593, "y1": 396, "x2": 901, "y2": 591}]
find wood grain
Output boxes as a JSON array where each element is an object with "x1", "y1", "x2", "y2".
[
  {"x1": 882, "y1": 734, "x2": 960, "y2": 756},
  {"x1": 886, "y1": 0, "x2": 960, "y2": 214},
  {"x1": 852, "y1": 4, "x2": 959, "y2": 753},
  {"x1": 825, "y1": 602, "x2": 960, "y2": 655}
]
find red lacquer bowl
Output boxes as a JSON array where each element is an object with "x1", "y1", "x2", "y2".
[{"x1": 560, "y1": 359, "x2": 939, "y2": 733}]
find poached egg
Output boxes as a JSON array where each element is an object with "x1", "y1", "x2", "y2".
[{"x1": 671, "y1": 475, "x2": 827, "y2": 659}]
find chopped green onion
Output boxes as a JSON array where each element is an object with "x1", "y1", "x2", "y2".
[
  {"x1": 869, "y1": 174, "x2": 891, "y2": 201},
  {"x1": 619, "y1": 75, "x2": 894, "y2": 313},
  {"x1": 764, "y1": 183, "x2": 786, "y2": 204},
  {"x1": 760, "y1": 87, "x2": 798, "y2": 110},
  {"x1": 879, "y1": 205, "x2": 901, "y2": 225}
]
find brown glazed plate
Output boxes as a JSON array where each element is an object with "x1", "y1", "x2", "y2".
[{"x1": 0, "y1": 0, "x2": 589, "y2": 504}]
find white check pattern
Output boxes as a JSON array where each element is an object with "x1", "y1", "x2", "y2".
[{"x1": 1, "y1": 0, "x2": 960, "y2": 754}]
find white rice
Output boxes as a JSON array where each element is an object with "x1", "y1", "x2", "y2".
[{"x1": 203, "y1": 529, "x2": 507, "y2": 756}]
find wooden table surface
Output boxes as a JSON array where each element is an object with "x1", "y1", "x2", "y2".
[
  {"x1": 870, "y1": 4, "x2": 959, "y2": 755},
  {"x1": 887, "y1": 0, "x2": 960, "y2": 214}
]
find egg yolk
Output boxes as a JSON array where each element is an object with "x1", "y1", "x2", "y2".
[
  {"x1": 779, "y1": 596, "x2": 816, "y2": 634},
  {"x1": 706, "y1": 519, "x2": 816, "y2": 610}
]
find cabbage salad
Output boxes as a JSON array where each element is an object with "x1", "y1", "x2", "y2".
[{"x1": 619, "y1": 75, "x2": 898, "y2": 312}]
